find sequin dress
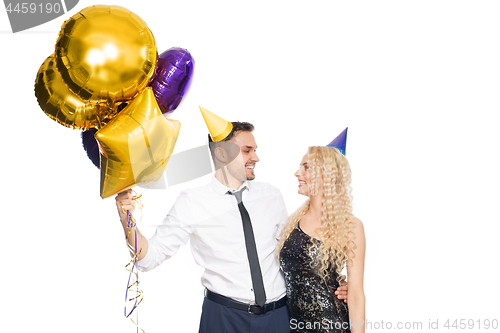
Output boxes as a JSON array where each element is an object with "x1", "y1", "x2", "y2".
[{"x1": 280, "y1": 225, "x2": 350, "y2": 333}]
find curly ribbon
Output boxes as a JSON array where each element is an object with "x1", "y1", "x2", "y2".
[{"x1": 124, "y1": 194, "x2": 145, "y2": 333}]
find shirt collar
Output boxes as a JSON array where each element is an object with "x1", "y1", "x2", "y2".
[{"x1": 210, "y1": 175, "x2": 249, "y2": 195}]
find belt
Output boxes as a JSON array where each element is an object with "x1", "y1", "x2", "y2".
[{"x1": 205, "y1": 289, "x2": 287, "y2": 315}]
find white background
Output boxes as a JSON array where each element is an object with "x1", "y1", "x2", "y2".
[{"x1": 1, "y1": 1, "x2": 499, "y2": 332}]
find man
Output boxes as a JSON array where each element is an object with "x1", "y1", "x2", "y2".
[{"x1": 116, "y1": 119, "x2": 347, "y2": 332}]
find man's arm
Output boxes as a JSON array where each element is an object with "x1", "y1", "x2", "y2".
[
  {"x1": 274, "y1": 189, "x2": 289, "y2": 241},
  {"x1": 336, "y1": 275, "x2": 348, "y2": 303},
  {"x1": 116, "y1": 189, "x2": 193, "y2": 272},
  {"x1": 116, "y1": 189, "x2": 149, "y2": 261}
]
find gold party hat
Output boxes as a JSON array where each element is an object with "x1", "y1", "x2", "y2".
[{"x1": 199, "y1": 106, "x2": 233, "y2": 142}]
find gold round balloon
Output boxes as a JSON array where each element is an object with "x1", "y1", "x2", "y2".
[
  {"x1": 55, "y1": 5, "x2": 157, "y2": 106},
  {"x1": 35, "y1": 54, "x2": 105, "y2": 129}
]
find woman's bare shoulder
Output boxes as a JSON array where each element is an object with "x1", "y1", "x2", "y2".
[
  {"x1": 352, "y1": 216, "x2": 365, "y2": 238},
  {"x1": 352, "y1": 216, "x2": 363, "y2": 227}
]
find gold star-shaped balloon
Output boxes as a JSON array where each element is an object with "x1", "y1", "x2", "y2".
[{"x1": 95, "y1": 88, "x2": 181, "y2": 198}]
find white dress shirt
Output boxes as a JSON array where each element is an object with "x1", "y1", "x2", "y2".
[{"x1": 137, "y1": 176, "x2": 289, "y2": 304}]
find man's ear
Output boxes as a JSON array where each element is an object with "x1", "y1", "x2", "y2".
[{"x1": 214, "y1": 146, "x2": 228, "y2": 163}]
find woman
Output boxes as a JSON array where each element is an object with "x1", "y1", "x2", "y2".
[{"x1": 277, "y1": 146, "x2": 365, "y2": 333}]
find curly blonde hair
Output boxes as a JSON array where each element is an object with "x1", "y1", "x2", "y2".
[{"x1": 277, "y1": 146, "x2": 356, "y2": 283}]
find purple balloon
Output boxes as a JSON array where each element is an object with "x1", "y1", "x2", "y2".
[
  {"x1": 149, "y1": 47, "x2": 195, "y2": 115},
  {"x1": 81, "y1": 128, "x2": 100, "y2": 169},
  {"x1": 80, "y1": 103, "x2": 129, "y2": 169}
]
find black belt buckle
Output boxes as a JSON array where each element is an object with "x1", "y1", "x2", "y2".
[{"x1": 248, "y1": 304, "x2": 266, "y2": 315}]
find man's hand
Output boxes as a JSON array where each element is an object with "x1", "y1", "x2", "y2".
[
  {"x1": 116, "y1": 189, "x2": 136, "y2": 222},
  {"x1": 335, "y1": 274, "x2": 348, "y2": 303},
  {"x1": 115, "y1": 189, "x2": 148, "y2": 260}
]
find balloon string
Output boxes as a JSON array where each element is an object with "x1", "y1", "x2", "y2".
[{"x1": 124, "y1": 207, "x2": 145, "y2": 333}]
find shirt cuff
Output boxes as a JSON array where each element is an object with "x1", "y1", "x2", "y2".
[{"x1": 136, "y1": 241, "x2": 155, "y2": 272}]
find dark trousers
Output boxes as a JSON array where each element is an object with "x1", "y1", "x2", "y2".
[{"x1": 199, "y1": 297, "x2": 290, "y2": 333}]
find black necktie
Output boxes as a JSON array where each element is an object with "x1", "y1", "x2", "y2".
[{"x1": 229, "y1": 187, "x2": 267, "y2": 306}]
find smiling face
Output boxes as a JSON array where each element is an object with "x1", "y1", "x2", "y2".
[
  {"x1": 294, "y1": 153, "x2": 311, "y2": 196},
  {"x1": 228, "y1": 131, "x2": 259, "y2": 181}
]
